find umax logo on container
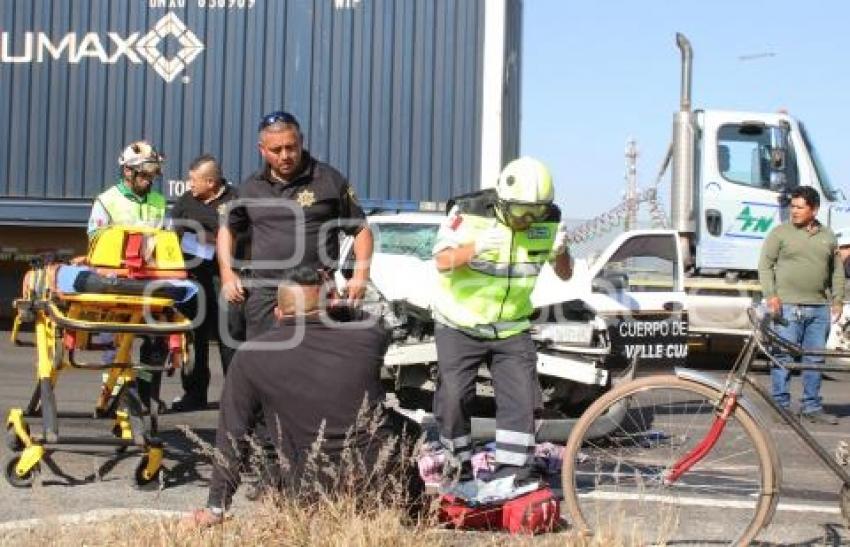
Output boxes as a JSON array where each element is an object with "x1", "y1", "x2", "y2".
[{"x1": 0, "y1": 12, "x2": 204, "y2": 83}]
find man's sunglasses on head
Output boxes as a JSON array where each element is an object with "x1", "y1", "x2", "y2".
[{"x1": 258, "y1": 111, "x2": 300, "y2": 131}]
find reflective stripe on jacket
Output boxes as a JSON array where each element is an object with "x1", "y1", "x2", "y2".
[{"x1": 434, "y1": 196, "x2": 557, "y2": 339}]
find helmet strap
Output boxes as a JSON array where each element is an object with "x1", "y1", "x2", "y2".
[{"x1": 495, "y1": 200, "x2": 511, "y2": 227}]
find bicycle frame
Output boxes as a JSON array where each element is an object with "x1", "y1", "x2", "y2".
[{"x1": 667, "y1": 308, "x2": 850, "y2": 487}]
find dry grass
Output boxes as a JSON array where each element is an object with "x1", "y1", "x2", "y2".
[
  {"x1": 0, "y1": 402, "x2": 637, "y2": 546},
  {"x1": 1, "y1": 502, "x2": 632, "y2": 547}
]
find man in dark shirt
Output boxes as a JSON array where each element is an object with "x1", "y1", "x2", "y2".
[
  {"x1": 184, "y1": 266, "x2": 413, "y2": 525},
  {"x1": 169, "y1": 155, "x2": 247, "y2": 411},
  {"x1": 217, "y1": 111, "x2": 373, "y2": 339}
]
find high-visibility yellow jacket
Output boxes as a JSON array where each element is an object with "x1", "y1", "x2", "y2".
[
  {"x1": 88, "y1": 180, "x2": 165, "y2": 236},
  {"x1": 433, "y1": 190, "x2": 560, "y2": 339}
]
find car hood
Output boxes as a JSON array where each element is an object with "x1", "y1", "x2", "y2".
[{"x1": 370, "y1": 253, "x2": 437, "y2": 310}]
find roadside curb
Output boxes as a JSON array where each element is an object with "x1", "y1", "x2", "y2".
[{"x1": 0, "y1": 508, "x2": 184, "y2": 532}]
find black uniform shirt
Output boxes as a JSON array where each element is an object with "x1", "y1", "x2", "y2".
[
  {"x1": 170, "y1": 183, "x2": 249, "y2": 264},
  {"x1": 207, "y1": 309, "x2": 393, "y2": 509},
  {"x1": 229, "y1": 152, "x2": 366, "y2": 278}
]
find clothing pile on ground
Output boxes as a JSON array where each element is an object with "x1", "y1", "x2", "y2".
[{"x1": 418, "y1": 441, "x2": 564, "y2": 534}]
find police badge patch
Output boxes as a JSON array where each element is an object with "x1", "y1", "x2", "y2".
[
  {"x1": 296, "y1": 189, "x2": 316, "y2": 208},
  {"x1": 347, "y1": 185, "x2": 359, "y2": 204}
]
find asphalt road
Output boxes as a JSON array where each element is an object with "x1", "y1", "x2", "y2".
[
  {"x1": 1, "y1": 329, "x2": 850, "y2": 544},
  {"x1": 0, "y1": 329, "x2": 227, "y2": 521}
]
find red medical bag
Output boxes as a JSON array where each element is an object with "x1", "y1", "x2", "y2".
[
  {"x1": 438, "y1": 487, "x2": 559, "y2": 534},
  {"x1": 438, "y1": 494, "x2": 503, "y2": 529},
  {"x1": 501, "y1": 487, "x2": 559, "y2": 534}
]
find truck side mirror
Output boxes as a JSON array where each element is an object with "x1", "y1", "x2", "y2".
[
  {"x1": 767, "y1": 125, "x2": 791, "y2": 190},
  {"x1": 768, "y1": 125, "x2": 789, "y2": 169},
  {"x1": 770, "y1": 148, "x2": 786, "y2": 170}
]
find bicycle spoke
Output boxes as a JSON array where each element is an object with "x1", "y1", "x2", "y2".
[{"x1": 563, "y1": 376, "x2": 775, "y2": 545}]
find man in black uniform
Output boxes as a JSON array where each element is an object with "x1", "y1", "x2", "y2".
[
  {"x1": 169, "y1": 155, "x2": 247, "y2": 411},
  {"x1": 183, "y1": 266, "x2": 415, "y2": 525},
  {"x1": 217, "y1": 111, "x2": 373, "y2": 339}
]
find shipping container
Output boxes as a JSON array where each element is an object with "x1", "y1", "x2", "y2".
[{"x1": 0, "y1": 0, "x2": 522, "y2": 313}]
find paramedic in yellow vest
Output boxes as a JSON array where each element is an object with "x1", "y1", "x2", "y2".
[
  {"x1": 432, "y1": 157, "x2": 572, "y2": 484},
  {"x1": 87, "y1": 140, "x2": 166, "y2": 236},
  {"x1": 86, "y1": 140, "x2": 168, "y2": 413}
]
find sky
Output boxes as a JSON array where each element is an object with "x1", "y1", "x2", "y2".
[{"x1": 521, "y1": 0, "x2": 850, "y2": 221}]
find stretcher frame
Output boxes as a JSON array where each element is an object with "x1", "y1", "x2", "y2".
[{"x1": 5, "y1": 262, "x2": 193, "y2": 489}]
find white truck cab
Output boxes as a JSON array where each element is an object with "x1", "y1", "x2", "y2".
[
  {"x1": 694, "y1": 109, "x2": 848, "y2": 273},
  {"x1": 670, "y1": 34, "x2": 849, "y2": 276}
]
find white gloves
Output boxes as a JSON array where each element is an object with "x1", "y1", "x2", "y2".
[
  {"x1": 474, "y1": 227, "x2": 508, "y2": 256},
  {"x1": 552, "y1": 222, "x2": 569, "y2": 255}
]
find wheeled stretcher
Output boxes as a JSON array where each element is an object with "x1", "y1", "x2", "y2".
[{"x1": 5, "y1": 226, "x2": 196, "y2": 489}]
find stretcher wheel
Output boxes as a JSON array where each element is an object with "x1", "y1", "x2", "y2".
[
  {"x1": 4, "y1": 456, "x2": 39, "y2": 488},
  {"x1": 5, "y1": 425, "x2": 27, "y2": 452},
  {"x1": 133, "y1": 455, "x2": 161, "y2": 490}
]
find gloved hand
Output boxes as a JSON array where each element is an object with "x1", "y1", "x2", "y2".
[
  {"x1": 474, "y1": 227, "x2": 508, "y2": 256},
  {"x1": 552, "y1": 221, "x2": 569, "y2": 255}
]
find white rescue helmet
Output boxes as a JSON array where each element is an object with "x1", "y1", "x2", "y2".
[
  {"x1": 495, "y1": 157, "x2": 554, "y2": 205},
  {"x1": 118, "y1": 141, "x2": 164, "y2": 176},
  {"x1": 495, "y1": 157, "x2": 554, "y2": 227}
]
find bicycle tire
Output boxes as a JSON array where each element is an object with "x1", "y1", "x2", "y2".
[{"x1": 562, "y1": 375, "x2": 777, "y2": 546}]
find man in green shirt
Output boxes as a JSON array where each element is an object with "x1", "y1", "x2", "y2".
[{"x1": 758, "y1": 186, "x2": 845, "y2": 425}]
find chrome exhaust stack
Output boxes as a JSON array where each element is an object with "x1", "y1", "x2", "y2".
[{"x1": 670, "y1": 33, "x2": 696, "y2": 266}]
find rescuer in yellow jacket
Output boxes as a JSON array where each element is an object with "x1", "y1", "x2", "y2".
[
  {"x1": 432, "y1": 156, "x2": 573, "y2": 485},
  {"x1": 86, "y1": 140, "x2": 168, "y2": 414},
  {"x1": 87, "y1": 140, "x2": 166, "y2": 237}
]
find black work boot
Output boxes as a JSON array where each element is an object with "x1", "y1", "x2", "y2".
[{"x1": 800, "y1": 409, "x2": 839, "y2": 425}]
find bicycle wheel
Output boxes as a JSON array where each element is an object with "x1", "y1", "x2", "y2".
[{"x1": 562, "y1": 375, "x2": 777, "y2": 546}]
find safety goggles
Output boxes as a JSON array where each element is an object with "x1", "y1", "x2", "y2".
[
  {"x1": 501, "y1": 201, "x2": 550, "y2": 223},
  {"x1": 258, "y1": 110, "x2": 300, "y2": 131},
  {"x1": 132, "y1": 162, "x2": 162, "y2": 179}
]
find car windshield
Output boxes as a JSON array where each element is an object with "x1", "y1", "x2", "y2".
[
  {"x1": 373, "y1": 222, "x2": 439, "y2": 260},
  {"x1": 799, "y1": 122, "x2": 840, "y2": 201}
]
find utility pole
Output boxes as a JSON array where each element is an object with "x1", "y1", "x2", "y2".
[{"x1": 624, "y1": 137, "x2": 638, "y2": 231}]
